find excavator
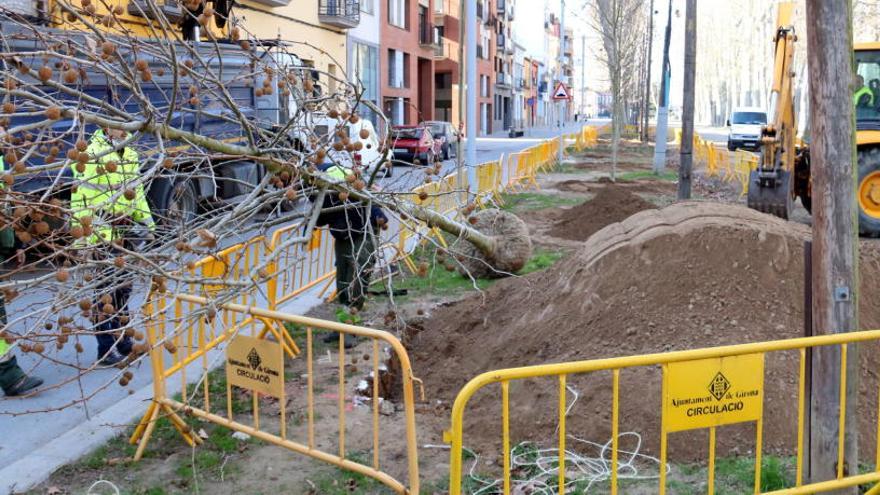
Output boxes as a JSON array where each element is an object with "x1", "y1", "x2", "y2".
[{"x1": 747, "y1": 2, "x2": 880, "y2": 237}]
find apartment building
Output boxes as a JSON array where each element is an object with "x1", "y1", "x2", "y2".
[
  {"x1": 492, "y1": 0, "x2": 515, "y2": 132},
  {"x1": 348, "y1": 0, "x2": 382, "y2": 127},
  {"x1": 380, "y1": 0, "x2": 438, "y2": 125},
  {"x1": 433, "y1": 0, "x2": 495, "y2": 135},
  {"x1": 236, "y1": 0, "x2": 358, "y2": 81}
]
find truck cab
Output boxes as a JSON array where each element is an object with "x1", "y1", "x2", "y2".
[{"x1": 726, "y1": 107, "x2": 768, "y2": 151}]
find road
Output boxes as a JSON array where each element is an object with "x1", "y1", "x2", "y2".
[{"x1": 0, "y1": 121, "x2": 587, "y2": 493}]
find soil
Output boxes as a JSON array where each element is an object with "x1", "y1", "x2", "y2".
[
  {"x1": 547, "y1": 185, "x2": 658, "y2": 241},
  {"x1": 405, "y1": 201, "x2": 880, "y2": 462}
]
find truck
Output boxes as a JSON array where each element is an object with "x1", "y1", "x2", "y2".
[
  {"x1": 747, "y1": 2, "x2": 880, "y2": 237},
  {"x1": 1, "y1": 6, "x2": 331, "y2": 232},
  {"x1": 726, "y1": 106, "x2": 768, "y2": 151}
]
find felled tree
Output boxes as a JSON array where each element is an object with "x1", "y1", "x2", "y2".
[{"x1": 0, "y1": 1, "x2": 530, "y2": 407}]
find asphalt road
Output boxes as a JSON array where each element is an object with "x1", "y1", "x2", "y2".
[{"x1": 0, "y1": 121, "x2": 588, "y2": 488}]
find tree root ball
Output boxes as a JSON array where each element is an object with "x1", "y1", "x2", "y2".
[{"x1": 456, "y1": 209, "x2": 532, "y2": 278}]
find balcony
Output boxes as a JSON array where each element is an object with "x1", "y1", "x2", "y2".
[
  {"x1": 496, "y1": 33, "x2": 506, "y2": 50},
  {"x1": 318, "y1": 0, "x2": 360, "y2": 29},
  {"x1": 420, "y1": 23, "x2": 439, "y2": 48},
  {"x1": 497, "y1": 0, "x2": 505, "y2": 13},
  {"x1": 495, "y1": 72, "x2": 512, "y2": 89}
]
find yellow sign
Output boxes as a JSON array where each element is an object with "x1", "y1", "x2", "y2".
[
  {"x1": 665, "y1": 353, "x2": 764, "y2": 432},
  {"x1": 226, "y1": 335, "x2": 285, "y2": 398}
]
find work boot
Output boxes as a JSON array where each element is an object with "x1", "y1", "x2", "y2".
[
  {"x1": 5, "y1": 375, "x2": 43, "y2": 396},
  {"x1": 96, "y1": 348, "x2": 126, "y2": 368}
]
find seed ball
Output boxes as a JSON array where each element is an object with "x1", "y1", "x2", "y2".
[
  {"x1": 70, "y1": 226, "x2": 84, "y2": 239},
  {"x1": 85, "y1": 4, "x2": 96, "y2": 14},
  {"x1": 101, "y1": 41, "x2": 115, "y2": 56},
  {"x1": 79, "y1": 300, "x2": 91, "y2": 311},
  {"x1": 123, "y1": 189, "x2": 136, "y2": 201},
  {"x1": 102, "y1": 303, "x2": 114, "y2": 314},
  {"x1": 75, "y1": 342, "x2": 84, "y2": 353},
  {"x1": 240, "y1": 40, "x2": 251, "y2": 50},
  {"x1": 114, "y1": 5, "x2": 124, "y2": 14},
  {"x1": 114, "y1": 257, "x2": 124, "y2": 268},
  {"x1": 75, "y1": 139, "x2": 88, "y2": 152},
  {"x1": 75, "y1": 162, "x2": 86, "y2": 174},
  {"x1": 141, "y1": 70, "x2": 152, "y2": 82},
  {"x1": 2, "y1": 102, "x2": 14, "y2": 114},
  {"x1": 81, "y1": 0, "x2": 91, "y2": 6},
  {"x1": 135, "y1": 59, "x2": 148, "y2": 71},
  {"x1": 38, "y1": 66, "x2": 52, "y2": 82},
  {"x1": 56, "y1": 269, "x2": 69, "y2": 282},
  {"x1": 63, "y1": 68, "x2": 78, "y2": 84},
  {"x1": 285, "y1": 188, "x2": 297, "y2": 201},
  {"x1": 34, "y1": 221, "x2": 49, "y2": 235},
  {"x1": 164, "y1": 341, "x2": 177, "y2": 354},
  {"x1": 119, "y1": 315, "x2": 129, "y2": 325},
  {"x1": 33, "y1": 343, "x2": 45, "y2": 354},
  {"x1": 134, "y1": 331, "x2": 144, "y2": 341},
  {"x1": 45, "y1": 106, "x2": 62, "y2": 120},
  {"x1": 12, "y1": 162, "x2": 25, "y2": 173},
  {"x1": 349, "y1": 114, "x2": 359, "y2": 124},
  {"x1": 162, "y1": 158, "x2": 173, "y2": 169},
  {"x1": 124, "y1": 328, "x2": 135, "y2": 338},
  {"x1": 119, "y1": 377, "x2": 129, "y2": 386},
  {"x1": 359, "y1": 128, "x2": 370, "y2": 139},
  {"x1": 255, "y1": 88, "x2": 263, "y2": 97},
  {"x1": 418, "y1": 191, "x2": 428, "y2": 201},
  {"x1": 328, "y1": 109, "x2": 340, "y2": 119},
  {"x1": 123, "y1": 370, "x2": 134, "y2": 380},
  {"x1": 104, "y1": 161, "x2": 118, "y2": 173},
  {"x1": 333, "y1": 142, "x2": 344, "y2": 151}
]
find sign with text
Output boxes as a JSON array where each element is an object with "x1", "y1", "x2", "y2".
[
  {"x1": 226, "y1": 335, "x2": 284, "y2": 398},
  {"x1": 664, "y1": 353, "x2": 764, "y2": 432}
]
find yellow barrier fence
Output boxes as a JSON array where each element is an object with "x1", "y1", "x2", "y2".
[
  {"x1": 133, "y1": 293, "x2": 421, "y2": 494},
  {"x1": 130, "y1": 125, "x2": 600, "y2": 489},
  {"x1": 694, "y1": 132, "x2": 760, "y2": 196},
  {"x1": 446, "y1": 329, "x2": 880, "y2": 494}
]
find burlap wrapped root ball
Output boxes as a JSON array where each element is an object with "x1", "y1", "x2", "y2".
[{"x1": 456, "y1": 209, "x2": 532, "y2": 278}]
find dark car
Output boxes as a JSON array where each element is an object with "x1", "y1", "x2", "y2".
[
  {"x1": 421, "y1": 121, "x2": 460, "y2": 160},
  {"x1": 390, "y1": 125, "x2": 442, "y2": 165}
]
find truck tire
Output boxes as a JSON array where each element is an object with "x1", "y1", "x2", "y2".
[
  {"x1": 149, "y1": 177, "x2": 198, "y2": 236},
  {"x1": 858, "y1": 147, "x2": 880, "y2": 237}
]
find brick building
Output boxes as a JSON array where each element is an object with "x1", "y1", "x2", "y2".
[{"x1": 381, "y1": 0, "x2": 438, "y2": 125}]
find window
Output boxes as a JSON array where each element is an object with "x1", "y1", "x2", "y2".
[
  {"x1": 388, "y1": 49, "x2": 404, "y2": 88},
  {"x1": 388, "y1": 0, "x2": 407, "y2": 28},
  {"x1": 360, "y1": 0, "x2": 374, "y2": 14},
  {"x1": 351, "y1": 42, "x2": 379, "y2": 126},
  {"x1": 856, "y1": 50, "x2": 880, "y2": 123}
]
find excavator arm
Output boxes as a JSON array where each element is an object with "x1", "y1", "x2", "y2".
[{"x1": 747, "y1": 2, "x2": 799, "y2": 219}]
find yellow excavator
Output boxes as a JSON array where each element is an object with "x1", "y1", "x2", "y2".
[{"x1": 748, "y1": 2, "x2": 880, "y2": 236}]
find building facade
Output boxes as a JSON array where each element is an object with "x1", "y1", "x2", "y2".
[
  {"x1": 348, "y1": 0, "x2": 382, "y2": 127},
  {"x1": 492, "y1": 0, "x2": 515, "y2": 132},
  {"x1": 236, "y1": 0, "x2": 356, "y2": 80},
  {"x1": 380, "y1": 0, "x2": 438, "y2": 126},
  {"x1": 433, "y1": 0, "x2": 496, "y2": 135}
]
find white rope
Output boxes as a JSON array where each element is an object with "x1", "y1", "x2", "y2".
[
  {"x1": 86, "y1": 480, "x2": 120, "y2": 495},
  {"x1": 463, "y1": 432, "x2": 668, "y2": 494}
]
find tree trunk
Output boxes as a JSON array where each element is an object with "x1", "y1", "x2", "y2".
[
  {"x1": 805, "y1": 0, "x2": 860, "y2": 489},
  {"x1": 678, "y1": 0, "x2": 696, "y2": 199}
]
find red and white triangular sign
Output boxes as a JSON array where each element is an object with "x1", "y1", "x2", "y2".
[{"x1": 552, "y1": 82, "x2": 571, "y2": 100}]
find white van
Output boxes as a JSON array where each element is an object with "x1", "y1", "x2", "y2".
[{"x1": 726, "y1": 107, "x2": 768, "y2": 151}]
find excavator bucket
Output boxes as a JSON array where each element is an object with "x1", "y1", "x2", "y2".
[{"x1": 747, "y1": 168, "x2": 793, "y2": 219}]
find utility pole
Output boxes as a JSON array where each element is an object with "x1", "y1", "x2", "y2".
[
  {"x1": 678, "y1": 0, "x2": 695, "y2": 199},
  {"x1": 641, "y1": 0, "x2": 655, "y2": 143},
  {"x1": 581, "y1": 35, "x2": 586, "y2": 120},
  {"x1": 557, "y1": 0, "x2": 565, "y2": 164},
  {"x1": 465, "y1": 0, "x2": 478, "y2": 196},
  {"x1": 456, "y1": 0, "x2": 466, "y2": 196},
  {"x1": 652, "y1": 0, "x2": 673, "y2": 173},
  {"x1": 805, "y1": 0, "x2": 859, "y2": 487}
]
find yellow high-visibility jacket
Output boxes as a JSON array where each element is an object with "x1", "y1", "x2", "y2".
[{"x1": 70, "y1": 130, "x2": 155, "y2": 245}]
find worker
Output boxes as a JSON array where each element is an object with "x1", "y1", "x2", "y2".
[
  {"x1": 314, "y1": 162, "x2": 387, "y2": 343},
  {"x1": 0, "y1": 149, "x2": 44, "y2": 396},
  {"x1": 854, "y1": 74, "x2": 874, "y2": 108},
  {"x1": 71, "y1": 127, "x2": 155, "y2": 367}
]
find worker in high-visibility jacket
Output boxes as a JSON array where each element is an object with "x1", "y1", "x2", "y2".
[
  {"x1": 71, "y1": 128, "x2": 155, "y2": 367},
  {"x1": 0, "y1": 153, "x2": 44, "y2": 396},
  {"x1": 854, "y1": 74, "x2": 875, "y2": 108},
  {"x1": 314, "y1": 162, "x2": 387, "y2": 348}
]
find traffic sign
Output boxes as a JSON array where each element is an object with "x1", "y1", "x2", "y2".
[{"x1": 552, "y1": 82, "x2": 571, "y2": 100}]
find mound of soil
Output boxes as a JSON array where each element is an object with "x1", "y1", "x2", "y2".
[
  {"x1": 408, "y1": 202, "x2": 880, "y2": 460},
  {"x1": 548, "y1": 185, "x2": 657, "y2": 241}
]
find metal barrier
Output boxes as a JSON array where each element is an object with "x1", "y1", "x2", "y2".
[
  {"x1": 133, "y1": 293, "x2": 421, "y2": 494},
  {"x1": 446, "y1": 329, "x2": 880, "y2": 495},
  {"x1": 694, "y1": 132, "x2": 759, "y2": 196},
  {"x1": 128, "y1": 125, "x2": 600, "y2": 488}
]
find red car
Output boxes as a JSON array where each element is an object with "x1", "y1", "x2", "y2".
[{"x1": 390, "y1": 125, "x2": 442, "y2": 165}]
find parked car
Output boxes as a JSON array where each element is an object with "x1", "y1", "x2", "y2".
[
  {"x1": 421, "y1": 121, "x2": 459, "y2": 160},
  {"x1": 390, "y1": 125, "x2": 442, "y2": 165},
  {"x1": 726, "y1": 107, "x2": 768, "y2": 151}
]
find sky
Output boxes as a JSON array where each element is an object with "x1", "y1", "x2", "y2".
[{"x1": 514, "y1": 0, "x2": 688, "y2": 105}]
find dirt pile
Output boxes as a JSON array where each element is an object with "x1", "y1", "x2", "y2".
[
  {"x1": 548, "y1": 184, "x2": 656, "y2": 241},
  {"x1": 408, "y1": 202, "x2": 880, "y2": 459}
]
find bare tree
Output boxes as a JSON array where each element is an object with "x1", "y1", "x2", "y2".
[
  {"x1": 590, "y1": 0, "x2": 647, "y2": 180},
  {"x1": 0, "y1": 2, "x2": 530, "y2": 412}
]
